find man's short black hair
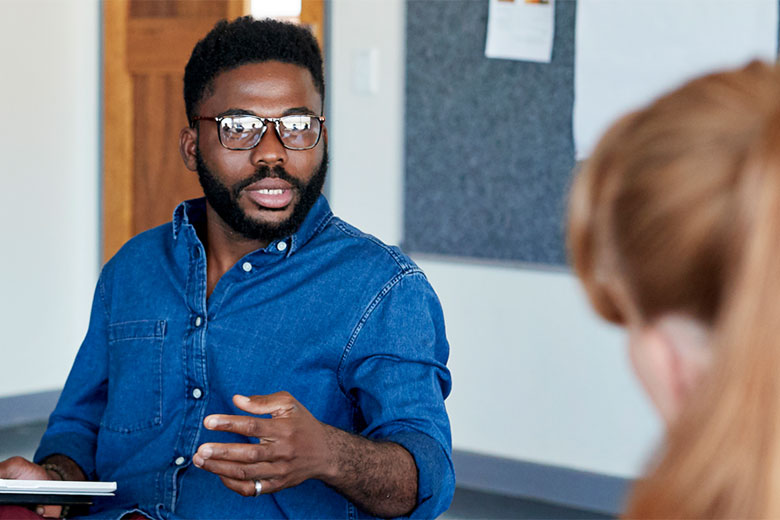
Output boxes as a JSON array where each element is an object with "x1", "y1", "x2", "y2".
[{"x1": 184, "y1": 16, "x2": 324, "y2": 123}]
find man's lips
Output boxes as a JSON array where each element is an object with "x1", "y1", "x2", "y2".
[{"x1": 243, "y1": 178, "x2": 295, "y2": 209}]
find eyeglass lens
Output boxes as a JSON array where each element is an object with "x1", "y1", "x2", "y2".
[{"x1": 218, "y1": 115, "x2": 321, "y2": 150}]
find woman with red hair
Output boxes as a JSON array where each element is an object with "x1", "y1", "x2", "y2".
[{"x1": 568, "y1": 60, "x2": 780, "y2": 519}]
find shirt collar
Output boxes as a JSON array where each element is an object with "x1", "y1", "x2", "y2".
[
  {"x1": 171, "y1": 195, "x2": 333, "y2": 258},
  {"x1": 285, "y1": 195, "x2": 333, "y2": 256},
  {"x1": 172, "y1": 197, "x2": 206, "y2": 240}
]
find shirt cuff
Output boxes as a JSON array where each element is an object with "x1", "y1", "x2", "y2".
[
  {"x1": 34, "y1": 431, "x2": 97, "y2": 480},
  {"x1": 385, "y1": 430, "x2": 455, "y2": 518}
]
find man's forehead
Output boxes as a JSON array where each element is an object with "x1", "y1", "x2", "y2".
[
  {"x1": 214, "y1": 61, "x2": 318, "y2": 95},
  {"x1": 199, "y1": 60, "x2": 322, "y2": 113}
]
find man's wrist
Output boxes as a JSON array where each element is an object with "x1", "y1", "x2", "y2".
[
  {"x1": 316, "y1": 422, "x2": 343, "y2": 482},
  {"x1": 39, "y1": 463, "x2": 72, "y2": 518},
  {"x1": 316, "y1": 426, "x2": 418, "y2": 517}
]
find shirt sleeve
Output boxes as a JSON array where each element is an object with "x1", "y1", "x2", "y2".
[
  {"x1": 34, "y1": 274, "x2": 110, "y2": 480},
  {"x1": 339, "y1": 270, "x2": 455, "y2": 519}
]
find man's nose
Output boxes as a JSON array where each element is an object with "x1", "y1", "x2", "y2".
[{"x1": 250, "y1": 123, "x2": 287, "y2": 166}]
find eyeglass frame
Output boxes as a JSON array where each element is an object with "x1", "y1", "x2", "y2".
[{"x1": 190, "y1": 113, "x2": 326, "y2": 151}]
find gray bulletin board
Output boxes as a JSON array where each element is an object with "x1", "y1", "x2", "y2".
[{"x1": 403, "y1": 0, "x2": 576, "y2": 266}]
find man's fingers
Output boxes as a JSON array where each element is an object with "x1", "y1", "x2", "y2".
[
  {"x1": 218, "y1": 475, "x2": 257, "y2": 497},
  {"x1": 203, "y1": 414, "x2": 272, "y2": 438},
  {"x1": 195, "y1": 458, "x2": 280, "y2": 481},
  {"x1": 0, "y1": 458, "x2": 63, "y2": 517},
  {"x1": 194, "y1": 442, "x2": 273, "y2": 464},
  {"x1": 218, "y1": 476, "x2": 280, "y2": 497},
  {"x1": 232, "y1": 392, "x2": 298, "y2": 418},
  {"x1": 0, "y1": 456, "x2": 47, "y2": 480},
  {"x1": 38, "y1": 505, "x2": 62, "y2": 518},
  {"x1": 202, "y1": 392, "x2": 306, "y2": 438}
]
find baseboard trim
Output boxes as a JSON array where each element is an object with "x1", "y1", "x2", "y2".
[
  {"x1": 452, "y1": 449, "x2": 631, "y2": 516},
  {"x1": 0, "y1": 390, "x2": 60, "y2": 428}
]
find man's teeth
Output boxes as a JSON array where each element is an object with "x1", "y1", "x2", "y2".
[{"x1": 256, "y1": 188, "x2": 285, "y2": 195}]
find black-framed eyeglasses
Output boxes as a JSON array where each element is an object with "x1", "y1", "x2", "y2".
[{"x1": 191, "y1": 113, "x2": 326, "y2": 151}]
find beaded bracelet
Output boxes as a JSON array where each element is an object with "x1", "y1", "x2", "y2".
[{"x1": 40, "y1": 463, "x2": 67, "y2": 481}]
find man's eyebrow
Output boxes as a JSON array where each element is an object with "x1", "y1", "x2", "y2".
[
  {"x1": 216, "y1": 108, "x2": 258, "y2": 117},
  {"x1": 282, "y1": 106, "x2": 319, "y2": 116},
  {"x1": 215, "y1": 107, "x2": 320, "y2": 117}
]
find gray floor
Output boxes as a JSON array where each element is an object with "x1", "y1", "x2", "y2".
[
  {"x1": 444, "y1": 489, "x2": 611, "y2": 519},
  {"x1": 0, "y1": 421, "x2": 612, "y2": 519}
]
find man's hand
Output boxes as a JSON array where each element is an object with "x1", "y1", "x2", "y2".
[
  {"x1": 0, "y1": 456, "x2": 62, "y2": 518},
  {"x1": 194, "y1": 392, "x2": 418, "y2": 517},
  {"x1": 193, "y1": 392, "x2": 335, "y2": 496}
]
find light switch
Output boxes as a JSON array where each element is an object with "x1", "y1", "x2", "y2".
[{"x1": 352, "y1": 48, "x2": 379, "y2": 95}]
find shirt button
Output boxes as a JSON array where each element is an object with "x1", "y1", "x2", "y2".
[
  {"x1": 242, "y1": 261, "x2": 252, "y2": 272},
  {"x1": 174, "y1": 456, "x2": 185, "y2": 466},
  {"x1": 276, "y1": 241, "x2": 288, "y2": 252},
  {"x1": 192, "y1": 388, "x2": 203, "y2": 399},
  {"x1": 194, "y1": 316, "x2": 202, "y2": 327}
]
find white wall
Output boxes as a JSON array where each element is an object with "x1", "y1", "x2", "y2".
[
  {"x1": 0, "y1": 0, "x2": 661, "y2": 480},
  {"x1": 328, "y1": 0, "x2": 661, "y2": 479},
  {"x1": 327, "y1": 0, "x2": 404, "y2": 245},
  {"x1": 0, "y1": 0, "x2": 100, "y2": 398}
]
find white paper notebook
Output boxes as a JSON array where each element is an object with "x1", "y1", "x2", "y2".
[{"x1": 0, "y1": 479, "x2": 116, "y2": 496}]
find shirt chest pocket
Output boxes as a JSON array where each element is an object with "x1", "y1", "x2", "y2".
[{"x1": 101, "y1": 320, "x2": 167, "y2": 433}]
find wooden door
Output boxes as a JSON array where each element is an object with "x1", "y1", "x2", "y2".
[{"x1": 102, "y1": 0, "x2": 324, "y2": 262}]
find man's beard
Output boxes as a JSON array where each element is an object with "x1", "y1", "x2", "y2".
[{"x1": 195, "y1": 148, "x2": 328, "y2": 242}]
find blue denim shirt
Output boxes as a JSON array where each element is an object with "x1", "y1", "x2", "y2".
[{"x1": 35, "y1": 196, "x2": 454, "y2": 519}]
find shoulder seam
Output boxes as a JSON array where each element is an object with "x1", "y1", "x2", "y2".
[
  {"x1": 97, "y1": 273, "x2": 110, "y2": 321},
  {"x1": 330, "y1": 218, "x2": 418, "y2": 273}
]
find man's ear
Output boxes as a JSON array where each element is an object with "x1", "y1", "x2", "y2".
[
  {"x1": 629, "y1": 314, "x2": 711, "y2": 425},
  {"x1": 180, "y1": 126, "x2": 199, "y2": 172}
]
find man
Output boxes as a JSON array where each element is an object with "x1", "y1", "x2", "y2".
[{"x1": 0, "y1": 17, "x2": 454, "y2": 519}]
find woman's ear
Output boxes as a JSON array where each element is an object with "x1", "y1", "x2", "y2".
[
  {"x1": 180, "y1": 126, "x2": 199, "y2": 172},
  {"x1": 628, "y1": 314, "x2": 711, "y2": 425}
]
